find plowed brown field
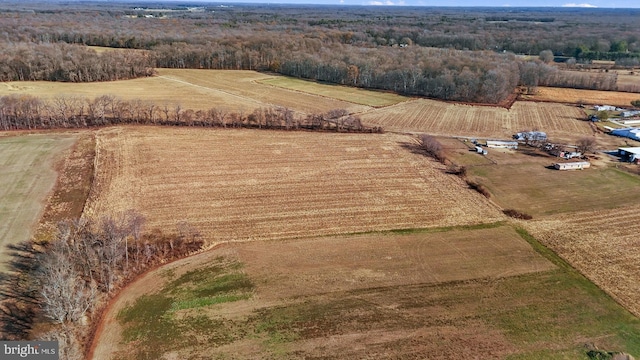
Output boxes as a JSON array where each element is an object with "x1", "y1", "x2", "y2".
[
  {"x1": 525, "y1": 203, "x2": 640, "y2": 317},
  {"x1": 83, "y1": 127, "x2": 504, "y2": 243},
  {"x1": 359, "y1": 100, "x2": 591, "y2": 143}
]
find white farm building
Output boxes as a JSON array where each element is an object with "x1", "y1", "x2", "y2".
[
  {"x1": 486, "y1": 140, "x2": 518, "y2": 149},
  {"x1": 554, "y1": 161, "x2": 590, "y2": 170}
]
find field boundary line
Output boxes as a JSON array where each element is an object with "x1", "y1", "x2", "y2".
[
  {"x1": 514, "y1": 226, "x2": 640, "y2": 318},
  {"x1": 157, "y1": 75, "x2": 274, "y2": 108},
  {"x1": 255, "y1": 77, "x2": 401, "y2": 109}
]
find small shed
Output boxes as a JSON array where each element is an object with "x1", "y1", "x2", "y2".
[
  {"x1": 554, "y1": 161, "x2": 590, "y2": 170},
  {"x1": 486, "y1": 140, "x2": 518, "y2": 149},
  {"x1": 474, "y1": 146, "x2": 488, "y2": 155},
  {"x1": 618, "y1": 147, "x2": 640, "y2": 163}
]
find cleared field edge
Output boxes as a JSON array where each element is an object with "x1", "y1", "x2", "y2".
[
  {"x1": 89, "y1": 224, "x2": 555, "y2": 360},
  {"x1": 35, "y1": 132, "x2": 96, "y2": 241},
  {"x1": 0, "y1": 133, "x2": 77, "y2": 268},
  {"x1": 257, "y1": 76, "x2": 410, "y2": 107},
  {"x1": 82, "y1": 127, "x2": 506, "y2": 245}
]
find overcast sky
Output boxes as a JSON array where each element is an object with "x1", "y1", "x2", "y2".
[{"x1": 191, "y1": 0, "x2": 640, "y2": 7}]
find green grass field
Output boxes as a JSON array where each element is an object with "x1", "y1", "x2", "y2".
[
  {"x1": 111, "y1": 225, "x2": 640, "y2": 359},
  {"x1": 0, "y1": 134, "x2": 76, "y2": 269},
  {"x1": 469, "y1": 162, "x2": 640, "y2": 216},
  {"x1": 259, "y1": 76, "x2": 409, "y2": 107},
  {"x1": 116, "y1": 259, "x2": 254, "y2": 360}
]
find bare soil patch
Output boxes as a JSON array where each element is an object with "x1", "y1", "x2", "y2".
[{"x1": 33, "y1": 132, "x2": 95, "y2": 242}]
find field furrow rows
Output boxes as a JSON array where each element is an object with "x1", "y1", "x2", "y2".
[
  {"x1": 84, "y1": 127, "x2": 504, "y2": 243},
  {"x1": 525, "y1": 203, "x2": 640, "y2": 317},
  {"x1": 361, "y1": 99, "x2": 591, "y2": 143}
]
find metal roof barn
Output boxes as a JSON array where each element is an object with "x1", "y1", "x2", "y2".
[{"x1": 611, "y1": 128, "x2": 640, "y2": 141}]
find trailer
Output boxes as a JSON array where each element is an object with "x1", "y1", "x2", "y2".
[{"x1": 554, "y1": 161, "x2": 590, "y2": 170}]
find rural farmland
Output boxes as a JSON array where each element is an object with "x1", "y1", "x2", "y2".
[
  {"x1": 5, "y1": 2, "x2": 640, "y2": 360},
  {"x1": 524, "y1": 87, "x2": 640, "y2": 107},
  {"x1": 0, "y1": 70, "x2": 377, "y2": 115},
  {"x1": 0, "y1": 133, "x2": 76, "y2": 269},
  {"x1": 257, "y1": 76, "x2": 409, "y2": 107},
  {"x1": 3, "y1": 68, "x2": 640, "y2": 360},
  {"x1": 93, "y1": 224, "x2": 640, "y2": 360},
  {"x1": 83, "y1": 126, "x2": 504, "y2": 244},
  {"x1": 467, "y1": 156, "x2": 640, "y2": 216},
  {"x1": 360, "y1": 99, "x2": 592, "y2": 144},
  {"x1": 525, "y1": 203, "x2": 640, "y2": 319}
]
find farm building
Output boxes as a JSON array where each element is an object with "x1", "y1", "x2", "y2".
[
  {"x1": 554, "y1": 161, "x2": 590, "y2": 170},
  {"x1": 622, "y1": 110, "x2": 640, "y2": 118},
  {"x1": 513, "y1": 131, "x2": 547, "y2": 142},
  {"x1": 486, "y1": 140, "x2": 518, "y2": 149},
  {"x1": 610, "y1": 128, "x2": 640, "y2": 141},
  {"x1": 474, "y1": 146, "x2": 488, "y2": 155},
  {"x1": 618, "y1": 147, "x2": 640, "y2": 163},
  {"x1": 619, "y1": 119, "x2": 640, "y2": 126},
  {"x1": 594, "y1": 105, "x2": 618, "y2": 111}
]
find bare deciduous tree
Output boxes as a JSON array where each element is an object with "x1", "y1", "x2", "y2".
[
  {"x1": 38, "y1": 239, "x2": 97, "y2": 324},
  {"x1": 419, "y1": 134, "x2": 446, "y2": 163},
  {"x1": 576, "y1": 136, "x2": 597, "y2": 154}
]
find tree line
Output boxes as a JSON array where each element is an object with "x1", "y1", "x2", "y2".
[
  {"x1": 0, "y1": 42, "x2": 154, "y2": 82},
  {"x1": 0, "y1": 94, "x2": 379, "y2": 133},
  {"x1": 41, "y1": 215, "x2": 203, "y2": 358},
  {"x1": 0, "y1": 212, "x2": 204, "y2": 358},
  {"x1": 4, "y1": 3, "x2": 638, "y2": 59},
  {"x1": 519, "y1": 61, "x2": 618, "y2": 93},
  {"x1": 0, "y1": 2, "x2": 638, "y2": 104}
]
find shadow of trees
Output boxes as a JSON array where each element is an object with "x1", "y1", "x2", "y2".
[{"x1": 0, "y1": 241, "x2": 43, "y2": 340}]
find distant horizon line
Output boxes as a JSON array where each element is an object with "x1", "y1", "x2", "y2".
[{"x1": 16, "y1": 0, "x2": 640, "y2": 8}]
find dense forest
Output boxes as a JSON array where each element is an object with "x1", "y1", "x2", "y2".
[{"x1": 0, "y1": 1, "x2": 638, "y2": 103}]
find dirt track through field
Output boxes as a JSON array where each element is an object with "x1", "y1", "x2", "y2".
[{"x1": 157, "y1": 75, "x2": 269, "y2": 108}]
